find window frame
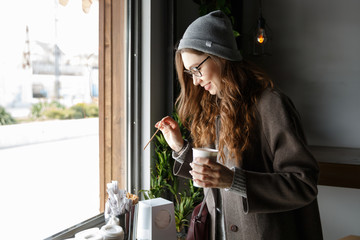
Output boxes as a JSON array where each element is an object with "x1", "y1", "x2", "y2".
[
  {"x1": 99, "y1": 0, "x2": 176, "y2": 208},
  {"x1": 99, "y1": 0, "x2": 128, "y2": 211},
  {"x1": 44, "y1": 214, "x2": 105, "y2": 240}
]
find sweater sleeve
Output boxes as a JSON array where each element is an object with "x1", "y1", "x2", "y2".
[
  {"x1": 172, "y1": 139, "x2": 193, "y2": 179},
  {"x1": 243, "y1": 90, "x2": 319, "y2": 214},
  {"x1": 225, "y1": 167, "x2": 247, "y2": 198}
]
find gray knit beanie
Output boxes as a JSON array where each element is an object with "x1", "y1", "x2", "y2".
[{"x1": 178, "y1": 10, "x2": 242, "y2": 61}]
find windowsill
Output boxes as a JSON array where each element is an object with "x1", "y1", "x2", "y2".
[{"x1": 44, "y1": 213, "x2": 105, "y2": 240}]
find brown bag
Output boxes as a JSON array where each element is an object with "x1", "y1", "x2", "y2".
[{"x1": 186, "y1": 199, "x2": 210, "y2": 240}]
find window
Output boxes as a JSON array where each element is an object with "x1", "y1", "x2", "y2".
[
  {"x1": 0, "y1": 0, "x2": 175, "y2": 238},
  {"x1": 0, "y1": 1, "x2": 100, "y2": 239}
]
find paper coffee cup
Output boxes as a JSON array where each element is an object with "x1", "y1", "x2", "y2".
[{"x1": 192, "y1": 148, "x2": 218, "y2": 188}]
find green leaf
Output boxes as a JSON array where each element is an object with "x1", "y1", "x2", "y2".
[
  {"x1": 233, "y1": 30, "x2": 240, "y2": 38},
  {"x1": 223, "y1": 6, "x2": 231, "y2": 15}
]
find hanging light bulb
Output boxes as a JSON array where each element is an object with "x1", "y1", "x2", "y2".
[
  {"x1": 252, "y1": 0, "x2": 272, "y2": 56},
  {"x1": 252, "y1": 13, "x2": 272, "y2": 56},
  {"x1": 255, "y1": 16, "x2": 267, "y2": 45}
]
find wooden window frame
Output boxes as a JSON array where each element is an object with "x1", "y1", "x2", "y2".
[{"x1": 99, "y1": 0, "x2": 127, "y2": 212}]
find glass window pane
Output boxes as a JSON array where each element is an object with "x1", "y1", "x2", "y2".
[{"x1": 0, "y1": 1, "x2": 99, "y2": 239}]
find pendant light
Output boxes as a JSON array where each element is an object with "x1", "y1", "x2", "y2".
[{"x1": 253, "y1": 0, "x2": 271, "y2": 56}]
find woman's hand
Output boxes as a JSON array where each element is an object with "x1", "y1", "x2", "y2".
[
  {"x1": 155, "y1": 116, "x2": 184, "y2": 152},
  {"x1": 190, "y1": 157, "x2": 234, "y2": 188}
]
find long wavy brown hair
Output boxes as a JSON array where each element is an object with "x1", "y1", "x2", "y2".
[{"x1": 175, "y1": 49, "x2": 273, "y2": 164}]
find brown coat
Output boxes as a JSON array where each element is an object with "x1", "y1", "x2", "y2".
[{"x1": 174, "y1": 89, "x2": 323, "y2": 240}]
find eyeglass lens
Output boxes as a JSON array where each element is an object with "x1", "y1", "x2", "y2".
[{"x1": 184, "y1": 56, "x2": 210, "y2": 77}]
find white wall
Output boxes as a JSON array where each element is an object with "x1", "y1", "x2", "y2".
[
  {"x1": 318, "y1": 186, "x2": 360, "y2": 240},
  {"x1": 242, "y1": 0, "x2": 360, "y2": 149}
]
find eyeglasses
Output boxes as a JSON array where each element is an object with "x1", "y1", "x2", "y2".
[{"x1": 183, "y1": 56, "x2": 210, "y2": 77}]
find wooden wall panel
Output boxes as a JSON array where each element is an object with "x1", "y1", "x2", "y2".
[
  {"x1": 111, "y1": 0, "x2": 127, "y2": 193},
  {"x1": 99, "y1": 0, "x2": 127, "y2": 212},
  {"x1": 318, "y1": 162, "x2": 360, "y2": 189},
  {"x1": 311, "y1": 146, "x2": 360, "y2": 189}
]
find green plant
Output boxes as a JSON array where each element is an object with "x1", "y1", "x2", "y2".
[
  {"x1": 70, "y1": 103, "x2": 99, "y2": 119},
  {"x1": 30, "y1": 101, "x2": 66, "y2": 120},
  {"x1": 70, "y1": 103, "x2": 87, "y2": 118},
  {"x1": 30, "y1": 101, "x2": 98, "y2": 120},
  {"x1": 140, "y1": 132, "x2": 174, "y2": 199},
  {"x1": 140, "y1": 112, "x2": 203, "y2": 234},
  {"x1": 30, "y1": 102, "x2": 44, "y2": 119},
  {"x1": 43, "y1": 108, "x2": 66, "y2": 119},
  {"x1": 83, "y1": 103, "x2": 99, "y2": 117},
  {"x1": 0, "y1": 106, "x2": 16, "y2": 125},
  {"x1": 169, "y1": 178, "x2": 203, "y2": 233}
]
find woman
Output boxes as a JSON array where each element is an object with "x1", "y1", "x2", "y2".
[{"x1": 156, "y1": 10, "x2": 323, "y2": 240}]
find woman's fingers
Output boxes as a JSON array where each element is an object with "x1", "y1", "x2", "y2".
[
  {"x1": 190, "y1": 169, "x2": 218, "y2": 182},
  {"x1": 190, "y1": 158, "x2": 234, "y2": 188},
  {"x1": 192, "y1": 157, "x2": 219, "y2": 170},
  {"x1": 190, "y1": 159, "x2": 220, "y2": 181},
  {"x1": 155, "y1": 118, "x2": 165, "y2": 129},
  {"x1": 163, "y1": 117, "x2": 179, "y2": 129},
  {"x1": 155, "y1": 116, "x2": 178, "y2": 130},
  {"x1": 154, "y1": 116, "x2": 183, "y2": 152}
]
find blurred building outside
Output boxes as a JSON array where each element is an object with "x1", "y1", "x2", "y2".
[{"x1": 0, "y1": 33, "x2": 98, "y2": 119}]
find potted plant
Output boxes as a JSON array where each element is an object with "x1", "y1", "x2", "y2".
[{"x1": 140, "y1": 112, "x2": 203, "y2": 239}]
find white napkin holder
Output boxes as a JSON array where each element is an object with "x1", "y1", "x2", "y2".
[{"x1": 135, "y1": 197, "x2": 176, "y2": 240}]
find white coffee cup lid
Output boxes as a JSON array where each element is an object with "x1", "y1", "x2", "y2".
[{"x1": 192, "y1": 148, "x2": 218, "y2": 158}]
